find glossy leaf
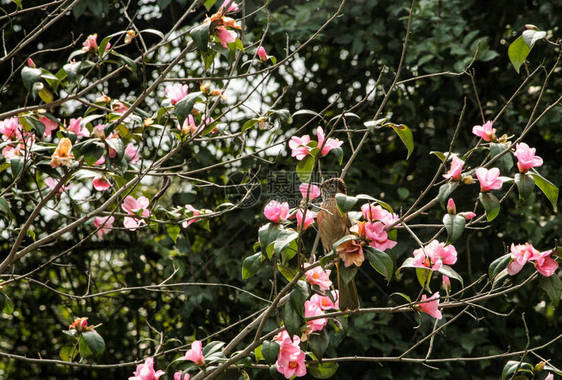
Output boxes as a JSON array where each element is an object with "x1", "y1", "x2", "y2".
[
  {"x1": 364, "y1": 246, "x2": 393, "y2": 282},
  {"x1": 437, "y1": 265, "x2": 464, "y2": 288},
  {"x1": 21, "y1": 67, "x2": 42, "y2": 91},
  {"x1": 488, "y1": 254, "x2": 511, "y2": 281},
  {"x1": 289, "y1": 281, "x2": 309, "y2": 317},
  {"x1": 530, "y1": 171, "x2": 559, "y2": 211},
  {"x1": 508, "y1": 36, "x2": 531, "y2": 73},
  {"x1": 283, "y1": 303, "x2": 303, "y2": 338},
  {"x1": 479, "y1": 192, "x2": 500, "y2": 222},
  {"x1": 296, "y1": 155, "x2": 314, "y2": 182},
  {"x1": 442, "y1": 213, "x2": 466, "y2": 244},
  {"x1": 79, "y1": 330, "x2": 105, "y2": 358},
  {"x1": 175, "y1": 92, "x2": 201, "y2": 126},
  {"x1": 514, "y1": 173, "x2": 534, "y2": 200},
  {"x1": 335, "y1": 193, "x2": 357, "y2": 213},
  {"x1": 539, "y1": 274, "x2": 562, "y2": 307},
  {"x1": 242, "y1": 251, "x2": 262, "y2": 280},
  {"x1": 308, "y1": 362, "x2": 339, "y2": 379},
  {"x1": 388, "y1": 123, "x2": 414, "y2": 159},
  {"x1": 261, "y1": 340, "x2": 280, "y2": 364},
  {"x1": 438, "y1": 182, "x2": 458, "y2": 205}
]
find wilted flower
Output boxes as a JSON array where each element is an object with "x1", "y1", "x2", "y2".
[{"x1": 50, "y1": 138, "x2": 75, "y2": 168}]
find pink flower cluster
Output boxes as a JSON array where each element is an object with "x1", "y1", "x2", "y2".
[
  {"x1": 418, "y1": 292, "x2": 442, "y2": 319},
  {"x1": 264, "y1": 200, "x2": 289, "y2": 223},
  {"x1": 274, "y1": 331, "x2": 306, "y2": 379},
  {"x1": 412, "y1": 240, "x2": 457, "y2": 271},
  {"x1": 129, "y1": 357, "x2": 164, "y2": 380},
  {"x1": 475, "y1": 167, "x2": 503, "y2": 192},
  {"x1": 289, "y1": 127, "x2": 343, "y2": 161},
  {"x1": 472, "y1": 120, "x2": 496, "y2": 141},
  {"x1": 508, "y1": 242, "x2": 558, "y2": 277},
  {"x1": 360, "y1": 203, "x2": 399, "y2": 227},
  {"x1": 1, "y1": 117, "x2": 36, "y2": 160},
  {"x1": 513, "y1": 142, "x2": 543, "y2": 173},
  {"x1": 122, "y1": 195, "x2": 150, "y2": 231}
]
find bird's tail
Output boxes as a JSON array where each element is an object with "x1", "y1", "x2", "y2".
[{"x1": 336, "y1": 262, "x2": 360, "y2": 310}]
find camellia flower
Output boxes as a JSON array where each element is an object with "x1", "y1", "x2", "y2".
[
  {"x1": 93, "y1": 216, "x2": 115, "y2": 239},
  {"x1": 257, "y1": 46, "x2": 267, "y2": 61},
  {"x1": 360, "y1": 203, "x2": 399, "y2": 226},
  {"x1": 220, "y1": 0, "x2": 239, "y2": 13},
  {"x1": 443, "y1": 155, "x2": 464, "y2": 181},
  {"x1": 288, "y1": 135, "x2": 311, "y2": 160},
  {"x1": 274, "y1": 331, "x2": 306, "y2": 379},
  {"x1": 310, "y1": 291, "x2": 339, "y2": 310},
  {"x1": 165, "y1": 83, "x2": 189, "y2": 105},
  {"x1": 68, "y1": 117, "x2": 90, "y2": 138},
  {"x1": 121, "y1": 195, "x2": 150, "y2": 231},
  {"x1": 129, "y1": 357, "x2": 165, "y2": 380},
  {"x1": 296, "y1": 209, "x2": 316, "y2": 231},
  {"x1": 216, "y1": 26, "x2": 237, "y2": 48},
  {"x1": 513, "y1": 142, "x2": 543, "y2": 173},
  {"x1": 45, "y1": 177, "x2": 71, "y2": 194},
  {"x1": 475, "y1": 167, "x2": 503, "y2": 192},
  {"x1": 472, "y1": 120, "x2": 496, "y2": 141},
  {"x1": 82, "y1": 34, "x2": 98, "y2": 52},
  {"x1": 304, "y1": 265, "x2": 332, "y2": 290},
  {"x1": 418, "y1": 292, "x2": 442, "y2": 320},
  {"x1": 316, "y1": 126, "x2": 343, "y2": 156},
  {"x1": 364, "y1": 221, "x2": 397, "y2": 251},
  {"x1": 0, "y1": 117, "x2": 21, "y2": 139},
  {"x1": 182, "y1": 204, "x2": 200, "y2": 228},
  {"x1": 174, "y1": 372, "x2": 190, "y2": 380},
  {"x1": 304, "y1": 300, "x2": 327, "y2": 332},
  {"x1": 50, "y1": 138, "x2": 75, "y2": 168},
  {"x1": 113, "y1": 101, "x2": 129, "y2": 114},
  {"x1": 181, "y1": 114, "x2": 197, "y2": 135},
  {"x1": 545, "y1": 373, "x2": 554, "y2": 380},
  {"x1": 264, "y1": 200, "x2": 289, "y2": 223},
  {"x1": 531, "y1": 249, "x2": 558, "y2": 277},
  {"x1": 184, "y1": 340, "x2": 205, "y2": 365},
  {"x1": 69, "y1": 317, "x2": 90, "y2": 332},
  {"x1": 40, "y1": 116, "x2": 58, "y2": 138},
  {"x1": 125, "y1": 143, "x2": 140, "y2": 164},
  {"x1": 299, "y1": 183, "x2": 321, "y2": 200},
  {"x1": 412, "y1": 240, "x2": 457, "y2": 271},
  {"x1": 93, "y1": 177, "x2": 111, "y2": 191},
  {"x1": 508, "y1": 242, "x2": 535, "y2": 276},
  {"x1": 446, "y1": 198, "x2": 456, "y2": 214},
  {"x1": 336, "y1": 239, "x2": 364, "y2": 267}
]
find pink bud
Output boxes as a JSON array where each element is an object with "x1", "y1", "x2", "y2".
[
  {"x1": 27, "y1": 58, "x2": 36, "y2": 68},
  {"x1": 257, "y1": 46, "x2": 267, "y2": 61},
  {"x1": 525, "y1": 24, "x2": 539, "y2": 30},
  {"x1": 446, "y1": 198, "x2": 456, "y2": 214},
  {"x1": 460, "y1": 212, "x2": 476, "y2": 220}
]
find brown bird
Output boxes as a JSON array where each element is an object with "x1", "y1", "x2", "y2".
[{"x1": 317, "y1": 178, "x2": 360, "y2": 310}]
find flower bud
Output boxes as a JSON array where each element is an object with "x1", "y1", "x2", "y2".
[
  {"x1": 96, "y1": 94, "x2": 111, "y2": 104},
  {"x1": 525, "y1": 24, "x2": 539, "y2": 31},
  {"x1": 462, "y1": 175, "x2": 475, "y2": 185},
  {"x1": 27, "y1": 58, "x2": 36, "y2": 68},
  {"x1": 459, "y1": 211, "x2": 476, "y2": 220},
  {"x1": 534, "y1": 361, "x2": 545, "y2": 372},
  {"x1": 125, "y1": 30, "x2": 137, "y2": 44},
  {"x1": 69, "y1": 317, "x2": 89, "y2": 332},
  {"x1": 447, "y1": 198, "x2": 456, "y2": 214},
  {"x1": 143, "y1": 118, "x2": 154, "y2": 127}
]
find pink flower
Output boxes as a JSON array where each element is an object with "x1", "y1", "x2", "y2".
[
  {"x1": 129, "y1": 357, "x2": 165, "y2": 380},
  {"x1": 288, "y1": 135, "x2": 311, "y2": 160},
  {"x1": 122, "y1": 195, "x2": 150, "y2": 231},
  {"x1": 82, "y1": 34, "x2": 98, "y2": 52},
  {"x1": 545, "y1": 374, "x2": 554, "y2": 380},
  {"x1": 418, "y1": 292, "x2": 442, "y2": 319},
  {"x1": 182, "y1": 114, "x2": 197, "y2": 135},
  {"x1": 0, "y1": 117, "x2": 21, "y2": 139},
  {"x1": 40, "y1": 116, "x2": 58, "y2": 138},
  {"x1": 310, "y1": 291, "x2": 339, "y2": 310},
  {"x1": 68, "y1": 117, "x2": 90, "y2": 137},
  {"x1": 443, "y1": 155, "x2": 464, "y2": 181},
  {"x1": 442, "y1": 275, "x2": 451, "y2": 292},
  {"x1": 220, "y1": 0, "x2": 239, "y2": 13},
  {"x1": 336, "y1": 239, "x2": 364, "y2": 267},
  {"x1": 447, "y1": 198, "x2": 456, "y2": 214},
  {"x1": 93, "y1": 177, "x2": 111, "y2": 191},
  {"x1": 92, "y1": 123, "x2": 105, "y2": 138},
  {"x1": 264, "y1": 200, "x2": 289, "y2": 223},
  {"x1": 304, "y1": 265, "x2": 332, "y2": 290},
  {"x1": 296, "y1": 209, "x2": 316, "y2": 231},
  {"x1": 304, "y1": 300, "x2": 327, "y2": 332},
  {"x1": 472, "y1": 120, "x2": 496, "y2": 141},
  {"x1": 182, "y1": 204, "x2": 200, "y2": 228},
  {"x1": 174, "y1": 372, "x2": 190, "y2": 380},
  {"x1": 69, "y1": 317, "x2": 89, "y2": 332},
  {"x1": 125, "y1": 143, "x2": 139, "y2": 164},
  {"x1": 275, "y1": 331, "x2": 306, "y2": 379},
  {"x1": 299, "y1": 183, "x2": 321, "y2": 200},
  {"x1": 184, "y1": 340, "x2": 205, "y2": 365},
  {"x1": 94, "y1": 155, "x2": 106, "y2": 165},
  {"x1": 27, "y1": 57, "x2": 36, "y2": 68},
  {"x1": 93, "y1": 216, "x2": 115, "y2": 239},
  {"x1": 45, "y1": 177, "x2": 71, "y2": 193},
  {"x1": 412, "y1": 240, "x2": 457, "y2": 271},
  {"x1": 530, "y1": 249, "x2": 558, "y2": 277},
  {"x1": 316, "y1": 126, "x2": 343, "y2": 156},
  {"x1": 360, "y1": 203, "x2": 399, "y2": 226},
  {"x1": 475, "y1": 167, "x2": 503, "y2": 192},
  {"x1": 508, "y1": 243, "x2": 537, "y2": 275},
  {"x1": 364, "y1": 221, "x2": 396, "y2": 251},
  {"x1": 459, "y1": 211, "x2": 476, "y2": 220},
  {"x1": 513, "y1": 142, "x2": 543, "y2": 173},
  {"x1": 257, "y1": 46, "x2": 267, "y2": 61},
  {"x1": 165, "y1": 84, "x2": 189, "y2": 105},
  {"x1": 113, "y1": 101, "x2": 129, "y2": 114},
  {"x1": 216, "y1": 26, "x2": 237, "y2": 48}
]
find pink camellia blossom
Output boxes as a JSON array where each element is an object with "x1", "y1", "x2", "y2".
[
  {"x1": 418, "y1": 292, "x2": 442, "y2": 320},
  {"x1": 68, "y1": 117, "x2": 90, "y2": 137},
  {"x1": 27, "y1": 57, "x2": 36, "y2": 68},
  {"x1": 412, "y1": 240, "x2": 457, "y2": 271},
  {"x1": 93, "y1": 177, "x2": 111, "y2": 191},
  {"x1": 336, "y1": 239, "x2": 364, "y2": 267},
  {"x1": 125, "y1": 143, "x2": 139, "y2": 164},
  {"x1": 531, "y1": 249, "x2": 558, "y2": 277},
  {"x1": 364, "y1": 221, "x2": 396, "y2": 251},
  {"x1": 544, "y1": 373, "x2": 554, "y2": 380},
  {"x1": 274, "y1": 331, "x2": 306, "y2": 379},
  {"x1": 447, "y1": 198, "x2": 456, "y2": 214},
  {"x1": 459, "y1": 211, "x2": 476, "y2": 220},
  {"x1": 0, "y1": 117, "x2": 21, "y2": 139},
  {"x1": 182, "y1": 204, "x2": 200, "y2": 228},
  {"x1": 304, "y1": 265, "x2": 332, "y2": 290},
  {"x1": 316, "y1": 126, "x2": 343, "y2": 156},
  {"x1": 296, "y1": 209, "x2": 316, "y2": 231},
  {"x1": 2, "y1": 145, "x2": 20, "y2": 159},
  {"x1": 129, "y1": 357, "x2": 165, "y2": 380},
  {"x1": 184, "y1": 340, "x2": 205, "y2": 365},
  {"x1": 507, "y1": 242, "x2": 536, "y2": 275},
  {"x1": 174, "y1": 372, "x2": 190, "y2": 380},
  {"x1": 442, "y1": 275, "x2": 451, "y2": 293},
  {"x1": 304, "y1": 300, "x2": 327, "y2": 332},
  {"x1": 257, "y1": 46, "x2": 267, "y2": 61},
  {"x1": 264, "y1": 200, "x2": 289, "y2": 223},
  {"x1": 299, "y1": 183, "x2": 321, "y2": 200},
  {"x1": 220, "y1": 0, "x2": 239, "y2": 13},
  {"x1": 472, "y1": 120, "x2": 496, "y2": 141},
  {"x1": 443, "y1": 155, "x2": 465, "y2": 181},
  {"x1": 93, "y1": 216, "x2": 114, "y2": 239},
  {"x1": 113, "y1": 101, "x2": 129, "y2": 114},
  {"x1": 513, "y1": 142, "x2": 543, "y2": 173},
  {"x1": 475, "y1": 167, "x2": 503, "y2": 192},
  {"x1": 310, "y1": 291, "x2": 339, "y2": 310},
  {"x1": 82, "y1": 34, "x2": 98, "y2": 52},
  {"x1": 40, "y1": 116, "x2": 58, "y2": 138},
  {"x1": 122, "y1": 195, "x2": 150, "y2": 231},
  {"x1": 216, "y1": 26, "x2": 237, "y2": 48},
  {"x1": 182, "y1": 114, "x2": 197, "y2": 135},
  {"x1": 360, "y1": 203, "x2": 399, "y2": 226},
  {"x1": 69, "y1": 317, "x2": 89, "y2": 332},
  {"x1": 45, "y1": 177, "x2": 71, "y2": 193},
  {"x1": 288, "y1": 135, "x2": 311, "y2": 160},
  {"x1": 165, "y1": 83, "x2": 189, "y2": 105}
]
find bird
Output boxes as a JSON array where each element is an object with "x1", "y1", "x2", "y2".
[{"x1": 316, "y1": 177, "x2": 360, "y2": 310}]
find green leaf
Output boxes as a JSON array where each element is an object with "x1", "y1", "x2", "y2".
[
  {"x1": 364, "y1": 246, "x2": 393, "y2": 282},
  {"x1": 273, "y1": 229, "x2": 299, "y2": 258},
  {"x1": 530, "y1": 171, "x2": 558, "y2": 212},
  {"x1": 307, "y1": 362, "x2": 339, "y2": 379},
  {"x1": 111, "y1": 51, "x2": 137, "y2": 71},
  {"x1": 308, "y1": 329, "x2": 329, "y2": 360},
  {"x1": 106, "y1": 137, "x2": 124, "y2": 160},
  {"x1": 10, "y1": 157, "x2": 24, "y2": 178},
  {"x1": 508, "y1": 36, "x2": 531, "y2": 74},
  {"x1": 296, "y1": 155, "x2": 314, "y2": 182},
  {"x1": 78, "y1": 140, "x2": 105, "y2": 165},
  {"x1": 514, "y1": 173, "x2": 535, "y2": 200},
  {"x1": 442, "y1": 214, "x2": 466, "y2": 245},
  {"x1": 11, "y1": 0, "x2": 22, "y2": 9},
  {"x1": 437, "y1": 265, "x2": 464, "y2": 288},
  {"x1": 258, "y1": 223, "x2": 281, "y2": 256},
  {"x1": 539, "y1": 275, "x2": 562, "y2": 307},
  {"x1": 502, "y1": 360, "x2": 535, "y2": 380},
  {"x1": 289, "y1": 281, "x2": 309, "y2": 317},
  {"x1": 59, "y1": 345, "x2": 78, "y2": 362},
  {"x1": 1, "y1": 293, "x2": 14, "y2": 314},
  {"x1": 202, "y1": 341, "x2": 224, "y2": 356},
  {"x1": 204, "y1": 0, "x2": 217, "y2": 11},
  {"x1": 21, "y1": 67, "x2": 42, "y2": 91},
  {"x1": 479, "y1": 192, "x2": 500, "y2": 222},
  {"x1": 167, "y1": 224, "x2": 181, "y2": 243},
  {"x1": 335, "y1": 193, "x2": 357, "y2": 213},
  {"x1": 388, "y1": 123, "x2": 414, "y2": 159},
  {"x1": 339, "y1": 264, "x2": 358, "y2": 286},
  {"x1": 489, "y1": 143, "x2": 513, "y2": 172},
  {"x1": 191, "y1": 23, "x2": 210, "y2": 52},
  {"x1": 330, "y1": 146, "x2": 343, "y2": 165},
  {"x1": 0, "y1": 197, "x2": 10, "y2": 216},
  {"x1": 241, "y1": 119, "x2": 258, "y2": 132},
  {"x1": 283, "y1": 303, "x2": 303, "y2": 338},
  {"x1": 438, "y1": 182, "x2": 458, "y2": 205},
  {"x1": 174, "y1": 92, "x2": 201, "y2": 126},
  {"x1": 98, "y1": 36, "x2": 112, "y2": 58},
  {"x1": 278, "y1": 264, "x2": 299, "y2": 282},
  {"x1": 430, "y1": 151, "x2": 447, "y2": 163},
  {"x1": 416, "y1": 267, "x2": 432, "y2": 291},
  {"x1": 242, "y1": 251, "x2": 262, "y2": 280},
  {"x1": 261, "y1": 340, "x2": 280, "y2": 364},
  {"x1": 488, "y1": 254, "x2": 511, "y2": 281},
  {"x1": 79, "y1": 330, "x2": 105, "y2": 358}
]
